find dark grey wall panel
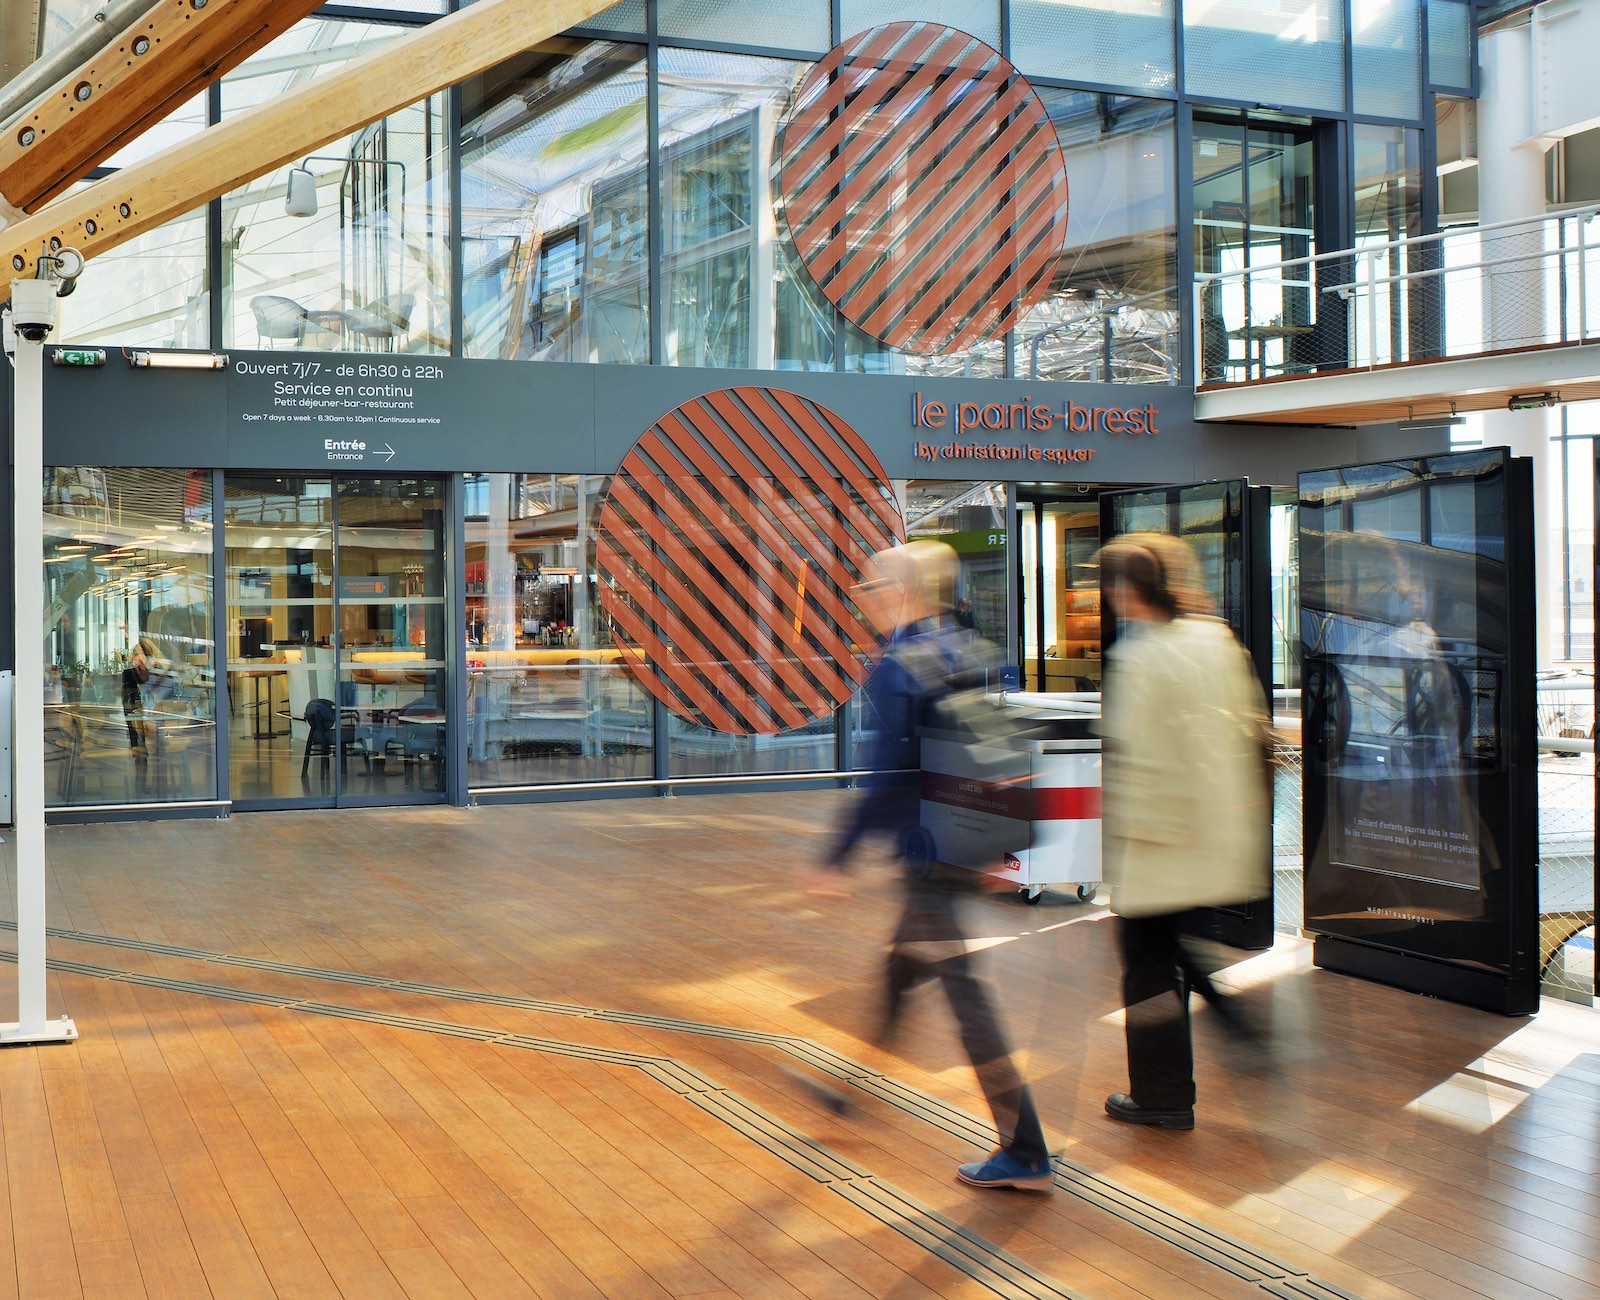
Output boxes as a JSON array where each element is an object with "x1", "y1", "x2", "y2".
[{"x1": 38, "y1": 348, "x2": 1394, "y2": 489}]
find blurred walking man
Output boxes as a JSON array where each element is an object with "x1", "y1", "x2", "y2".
[{"x1": 802, "y1": 540, "x2": 1054, "y2": 1192}]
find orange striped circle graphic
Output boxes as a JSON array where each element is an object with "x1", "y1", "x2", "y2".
[
  {"x1": 595, "y1": 387, "x2": 905, "y2": 735},
  {"x1": 776, "y1": 22, "x2": 1069, "y2": 355}
]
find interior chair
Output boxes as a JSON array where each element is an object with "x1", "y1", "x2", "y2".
[
  {"x1": 301, "y1": 698, "x2": 337, "y2": 781},
  {"x1": 251, "y1": 295, "x2": 312, "y2": 348},
  {"x1": 384, "y1": 697, "x2": 444, "y2": 787},
  {"x1": 350, "y1": 292, "x2": 414, "y2": 351}
]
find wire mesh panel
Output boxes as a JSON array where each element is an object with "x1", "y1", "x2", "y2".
[
  {"x1": 1535, "y1": 679, "x2": 1595, "y2": 1003},
  {"x1": 1538, "y1": 753, "x2": 1594, "y2": 1002},
  {"x1": 1273, "y1": 741, "x2": 1305, "y2": 936}
]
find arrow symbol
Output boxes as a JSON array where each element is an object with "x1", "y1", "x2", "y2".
[{"x1": 380, "y1": 443, "x2": 396, "y2": 461}]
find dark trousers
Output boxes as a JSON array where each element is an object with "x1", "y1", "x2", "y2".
[
  {"x1": 884, "y1": 877, "x2": 1048, "y2": 1165},
  {"x1": 1119, "y1": 911, "x2": 1196, "y2": 1110}
]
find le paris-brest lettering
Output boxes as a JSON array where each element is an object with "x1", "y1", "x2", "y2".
[{"x1": 912, "y1": 392, "x2": 1160, "y2": 438}]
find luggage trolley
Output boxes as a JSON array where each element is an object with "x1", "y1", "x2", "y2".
[{"x1": 906, "y1": 696, "x2": 1103, "y2": 904}]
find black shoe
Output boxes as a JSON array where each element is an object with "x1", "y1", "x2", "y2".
[{"x1": 1104, "y1": 1092, "x2": 1194, "y2": 1130}]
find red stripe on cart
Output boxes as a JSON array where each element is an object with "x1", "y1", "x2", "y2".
[
  {"x1": 921, "y1": 772, "x2": 1100, "y2": 821},
  {"x1": 1032, "y1": 785, "x2": 1102, "y2": 821}
]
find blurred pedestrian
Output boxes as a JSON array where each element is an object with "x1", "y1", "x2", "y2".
[
  {"x1": 798, "y1": 540, "x2": 1053, "y2": 1193},
  {"x1": 1096, "y1": 533, "x2": 1271, "y2": 1131}
]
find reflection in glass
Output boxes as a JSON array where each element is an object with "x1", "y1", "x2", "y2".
[
  {"x1": 465, "y1": 474, "x2": 652, "y2": 786},
  {"x1": 1427, "y1": 0, "x2": 1473, "y2": 90},
  {"x1": 1193, "y1": 118, "x2": 1318, "y2": 382},
  {"x1": 1185, "y1": 0, "x2": 1345, "y2": 113},
  {"x1": 1354, "y1": 125, "x2": 1427, "y2": 366},
  {"x1": 1301, "y1": 452, "x2": 1517, "y2": 966},
  {"x1": 658, "y1": 0, "x2": 827, "y2": 52},
  {"x1": 840, "y1": 0, "x2": 999, "y2": 47},
  {"x1": 224, "y1": 475, "x2": 334, "y2": 804},
  {"x1": 904, "y1": 481, "x2": 1007, "y2": 643},
  {"x1": 45, "y1": 467, "x2": 216, "y2": 808},
  {"x1": 461, "y1": 40, "x2": 649, "y2": 362},
  {"x1": 1354, "y1": 0, "x2": 1422, "y2": 120},
  {"x1": 1018, "y1": 92, "x2": 1177, "y2": 383},
  {"x1": 222, "y1": 19, "x2": 449, "y2": 353},
  {"x1": 1009, "y1": 0, "x2": 1175, "y2": 94},
  {"x1": 659, "y1": 50, "x2": 834, "y2": 370},
  {"x1": 57, "y1": 204, "x2": 209, "y2": 348},
  {"x1": 336, "y1": 478, "x2": 450, "y2": 798}
]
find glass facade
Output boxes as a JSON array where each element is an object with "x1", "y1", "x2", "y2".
[
  {"x1": 460, "y1": 40, "x2": 650, "y2": 363},
  {"x1": 29, "y1": 2, "x2": 1484, "y2": 812},
  {"x1": 221, "y1": 19, "x2": 450, "y2": 355},
  {"x1": 57, "y1": 202, "x2": 209, "y2": 349},
  {"x1": 1184, "y1": 0, "x2": 1346, "y2": 113},
  {"x1": 1009, "y1": 0, "x2": 1176, "y2": 94},
  {"x1": 1353, "y1": 0, "x2": 1422, "y2": 121},
  {"x1": 1018, "y1": 92, "x2": 1178, "y2": 383},
  {"x1": 465, "y1": 474, "x2": 653, "y2": 786},
  {"x1": 45, "y1": 468, "x2": 217, "y2": 808}
]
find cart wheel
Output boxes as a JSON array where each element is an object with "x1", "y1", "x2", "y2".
[
  {"x1": 904, "y1": 828, "x2": 935, "y2": 880},
  {"x1": 1023, "y1": 885, "x2": 1045, "y2": 905},
  {"x1": 1076, "y1": 883, "x2": 1099, "y2": 903}
]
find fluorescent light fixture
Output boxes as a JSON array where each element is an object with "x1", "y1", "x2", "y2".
[
  {"x1": 55, "y1": 542, "x2": 91, "y2": 552},
  {"x1": 127, "y1": 350, "x2": 228, "y2": 370},
  {"x1": 1508, "y1": 391, "x2": 1559, "y2": 411},
  {"x1": 1397, "y1": 415, "x2": 1465, "y2": 430}
]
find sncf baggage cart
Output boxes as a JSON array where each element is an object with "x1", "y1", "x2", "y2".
[{"x1": 906, "y1": 697, "x2": 1102, "y2": 904}]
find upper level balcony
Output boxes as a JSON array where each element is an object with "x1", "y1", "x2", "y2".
[{"x1": 1193, "y1": 203, "x2": 1600, "y2": 427}]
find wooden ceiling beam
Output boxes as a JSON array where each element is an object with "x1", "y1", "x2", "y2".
[
  {"x1": 2, "y1": 0, "x2": 607, "y2": 281},
  {"x1": 0, "y1": 0, "x2": 327, "y2": 214}
]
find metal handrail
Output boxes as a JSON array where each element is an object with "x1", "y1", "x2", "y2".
[{"x1": 1195, "y1": 201, "x2": 1600, "y2": 284}]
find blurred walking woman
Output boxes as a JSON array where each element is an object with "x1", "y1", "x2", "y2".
[{"x1": 1096, "y1": 534, "x2": 1270, "y2": 1131}]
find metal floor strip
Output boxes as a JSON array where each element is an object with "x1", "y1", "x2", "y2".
[
  {"x1": 0, "y1": 947, "x2": 1081, "y2": 1300},
  {"x1": 7, "y1": 921, "x2": 1354, "y2": 1299}
]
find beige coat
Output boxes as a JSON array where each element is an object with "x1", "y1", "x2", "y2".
[{"x1": 1098, "y1": 615, "x2": 1271, "y2": 918}]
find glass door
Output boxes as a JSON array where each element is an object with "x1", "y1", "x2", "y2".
[
  {"x1": 1101, "y1": 478, "x2": 1274, "y2": 950},
  {"x1": 224, "y1": 475, "x2": 336, "y2": 805},
  {"x1": 1193, "y1": 114, "x2": 1317, "y2": 382},
  {"x1": 335, "y1": 477, "x2": 449, "y2": 803},
  {"x1": 223, "y1": 473, "x2": 449, "y2": 808},
  {"x1": 1016, "y1": 494, "x2": 1103, "y2": 694}
]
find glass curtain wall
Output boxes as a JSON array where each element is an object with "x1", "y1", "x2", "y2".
[
  {"x1": 464, "y1": 473, "x2": 652, "y2": 786},
  {"x1": 658, "y1": 50, "x2": 834, "y2": 371},
  {"x1": 460, "y1": 40, "x2": 650, "y2": 363},
  {"x1": 45, "y1": 467, "x2": 217, "y2": 808},
  {"x1": 1017, "y1": 92, "x2": 1177, "y2": 382},
  {"x1": 221, "y1": 18, "x2": 450, "y2": 355}
]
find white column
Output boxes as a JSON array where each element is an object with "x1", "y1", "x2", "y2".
[
  {"x1": 1477, "y1": 21, "x2": 1560, "y2": 667},
  {"x1": 3, "y1": 282, "x2": 77, "y2": 1045}
]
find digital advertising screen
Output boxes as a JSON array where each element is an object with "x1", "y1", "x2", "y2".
[{"x1": 1299, "y1": 449, "x2": 1538, "y2": 1014}]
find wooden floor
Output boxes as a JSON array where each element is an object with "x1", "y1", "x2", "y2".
[{"x1": 0, "y1": 792, "x2": 1597, "y2": 1299}]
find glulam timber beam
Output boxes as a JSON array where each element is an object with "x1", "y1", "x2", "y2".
[
  {"x1": 1, "y1": 0, "x2": 327, "y2": 214},
  {"x1": 2, "y1": 0, "x2": 609, "y2": 280}
]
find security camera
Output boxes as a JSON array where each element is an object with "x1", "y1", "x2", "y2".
[{"x1": 10, "y1": 279, "x2": 58, "y2": 342}]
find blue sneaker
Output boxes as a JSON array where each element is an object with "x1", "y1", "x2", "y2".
[{"x1": 955, "y1": 1149, "x2": 1054, "y2": 1192}]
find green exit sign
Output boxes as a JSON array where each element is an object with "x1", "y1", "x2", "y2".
[{"x1": 51, "y1": 348, "x2": 104, "y2": 366}]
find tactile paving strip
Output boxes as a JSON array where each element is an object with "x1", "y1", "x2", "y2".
[{"x1": 4, "y1": 921, "x2": 1357, "y2": 1299}]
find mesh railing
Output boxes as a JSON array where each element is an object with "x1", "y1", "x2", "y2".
[{"x1": 1195, "y1": 204, "x2": 1600, "y2": 384}]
